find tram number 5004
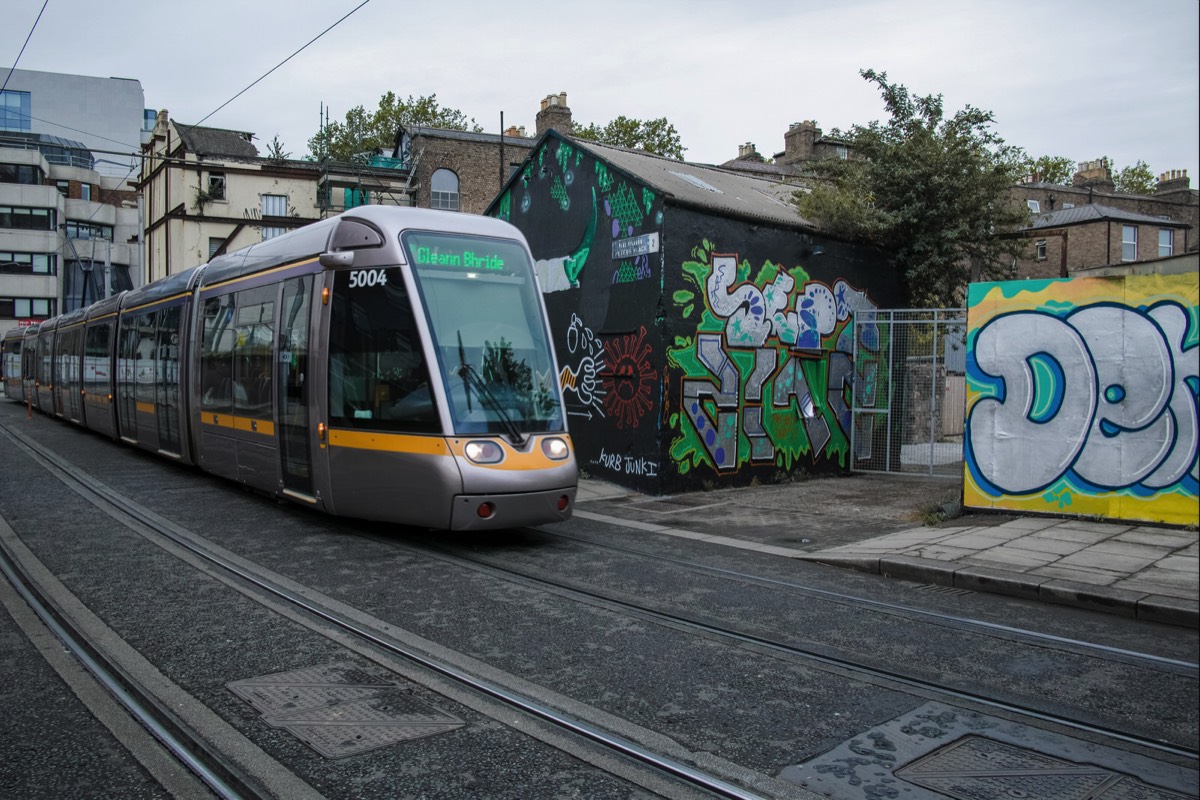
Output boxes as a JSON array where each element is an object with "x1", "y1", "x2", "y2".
[{"x1": 348, "y1": 269, "x2": 389, "y2": 289}]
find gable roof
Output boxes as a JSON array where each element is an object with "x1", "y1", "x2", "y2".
[
  {"x1": 173, "y1": 122, "x2": 259, "y2": 158},
  {"x1": 1024, "y1": 202, "x2": 1189, "y2": 230},
  {"x1": 543, "y1": 132, "x2": 816, "y2": 231}
]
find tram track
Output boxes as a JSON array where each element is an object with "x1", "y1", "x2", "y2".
[
  {"x1": 3, "y1": 414, "x2": 1197, "y2": 798},
  {"x1": 377, "y1": 528, "x2": 1200, "y2": 762},
  {"x1": 0, "y1": 418, "x2": 793, "y2": 800},
  {"x1": 532, "y1": 528, "x2": 1200, "y2": 672}
]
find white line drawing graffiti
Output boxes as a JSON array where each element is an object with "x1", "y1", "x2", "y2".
[
  {"x1": 559, "y1": 313, "x2": 605, "y2": 419},
  {"x1": 968, "y1": 301, "x2": 1199, "y2": 495}
]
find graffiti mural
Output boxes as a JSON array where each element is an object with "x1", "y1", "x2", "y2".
[
  {"x1": 602, "y1": 325, "x2": 657, "y2": 429},
  {"x1": 965, "y1": 273, "x2": 1199, "y2": 525},
  {"x1": 489, "y1": 131, "x2": 902, "y2": 492},
  {"x1": 667, "y1": 240, "x2": 881, "y2": 476}
]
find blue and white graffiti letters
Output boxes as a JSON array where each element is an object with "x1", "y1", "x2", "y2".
[{"x1": 968, "y1": 301, "x2": 1199, "y2": 495}]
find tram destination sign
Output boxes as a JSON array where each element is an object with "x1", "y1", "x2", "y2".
[{"x1": 406, "y1": 232, "x2": 519, "y2": 273}]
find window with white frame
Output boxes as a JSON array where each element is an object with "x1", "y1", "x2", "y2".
[
  {"x1": 1035, "y1": 240, "x2": 1047, "y2": 260},
  {"x1": 1026, "y1": 199, "x2": 1040, "y2": 213},
  {"x1": 261, "y1": 194, "x2": 287, "y2": 217},
  {"x1": 431, "y1": 169, "x2": 460, "y2": 211},
  {"x1": 835, "y1": 145, "x2": 849, "y2": 160},
  {"x1": 1121, "y1": 225, "x2": 1138, "y2": 261},
  {"x1": 261, "y1": 226, "x2": 286, "y2": 241},
  {"x1": 1158, "y1": 229, "x2": 1174, "y2": 258}
]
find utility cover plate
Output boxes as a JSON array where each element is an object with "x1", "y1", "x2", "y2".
[
  {"x1": 897, "y1": 735, "x2": 1192, "y2": 800},
  {"x1": 228, "y1": 661, "x2": 464, "y2": 759},
  {"x1": 778, "y1": 702, "x2": 1195, "y2": 800}
]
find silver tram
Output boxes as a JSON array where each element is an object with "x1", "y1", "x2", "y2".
[{"x1": 3, "y1": 207, "x2": 577, "y2": 530}]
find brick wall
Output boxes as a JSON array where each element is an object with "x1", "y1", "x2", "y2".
[{"x1": 410, "y1": 134, "x2": 536, "y2": 215}]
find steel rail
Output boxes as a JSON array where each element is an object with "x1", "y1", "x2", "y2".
[
  {"x1": 0, "y1": 420, "x2": 771, "y2": 800},
  {"x1": 0, "y1": 538, "x2": 261, "y2": 800},
  {"x1": 534, "y1": 528, "x2": 1200, "y2": 672},
  {"x1": 390, "y1": 532, "x2": 1200, "y2": 763}
]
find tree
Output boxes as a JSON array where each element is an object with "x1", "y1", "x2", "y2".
[
  {"x1": 572, "y1": 115, "x2": 686, "y2": 160},
  {"x1": 308, "y1": 92, "x2": 482, "y2": 162},
  {"x1": 793, "y1": 69, "x2": 1030, "y2": 307},
  {"x1": 265, "y1": 134, "x2": 291, "y2": 163},
  {"x1": 1112, "y1": 158, "x2": 1156, "y2": 195},
  {"x1": 1023, "y1": 154, "x2": 1075, "y2": 185}
]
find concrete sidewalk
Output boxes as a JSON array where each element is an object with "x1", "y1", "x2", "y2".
[{"x1": 573, "y1": 475, "x2": 1199, "y2": 628}]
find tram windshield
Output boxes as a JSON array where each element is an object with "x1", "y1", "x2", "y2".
[{"x1": 403, "y1": 231, "x2": 563, "y2": 437}]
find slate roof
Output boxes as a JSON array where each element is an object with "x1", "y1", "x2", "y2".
[
  {"x1": 174, "y1": 123, "x2": 259, "y2": 158},
  {"x1": 567, "y1": 136, "x2": 816, "y2": 231},
  {"x1": 409, "y1": 126, "x2": 536, "y2": 147},
  {"x1": 1024, "y1": 202, "x2": 1188, "y2": 230}
]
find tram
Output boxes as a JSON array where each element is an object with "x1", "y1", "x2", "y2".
[{"x1": 4, "y1": 207, "x2": 577, "y2": 530}]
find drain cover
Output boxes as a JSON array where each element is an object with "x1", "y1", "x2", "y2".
[
  {"x1": 228, "y1": 661, "x2": 464, "y2": 758},
  {"x1": 897, "y1": 736, "x2": 1192, "y2": 800},
  {"x1": 778, "y1": 702, "x2": 1195, "y2": 800}
]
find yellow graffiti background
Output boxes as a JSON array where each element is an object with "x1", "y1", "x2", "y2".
[{"x1": 964, "y1": 272, "x2": 1199, "y2": 525}]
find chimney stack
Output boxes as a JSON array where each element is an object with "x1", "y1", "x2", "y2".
[
  {"x1": 1155, "y1": 169, "x2": 1191, "y2": 196},
  {"x1": 536, "y1": 92, "x2": 572, "y2": 136},
  {"x1": 780, "y1": 120, "x2": 820, "y2": 165},
  {"x1": 1072, "y1": 158, "x2": 1114, "y2": 190}
]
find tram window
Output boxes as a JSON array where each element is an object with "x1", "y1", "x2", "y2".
[
  {"x1": 84, "y1": 323, "x2": 111, "y2": 397},
  {"x1": 200, "y1": 295, "x2": 236, "y2": 414},
  {"x1": 328, "y1": 268, "x2": 438, "y2": 432},
  {"x1": 132, "y1": 312, "x2": 157, "y2": 408},
  {"x1": 232, "y1": 286, "x2": 275, "y2": 417}
]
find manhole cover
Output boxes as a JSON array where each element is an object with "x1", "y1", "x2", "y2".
[
  {"x1": 897, "y1": 736, "x2": 1192, "y2": 800},
  {"x1": 778, "y1": 702, "x2": 1196, "y2": 800},
  {"x1": 228, "y1": 661, "x2": 464, "y2": 758}
]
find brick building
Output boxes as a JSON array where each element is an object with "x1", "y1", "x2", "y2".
[
  {"x1": 1010, "y1": 204, "x2": 1190, "y2": 279},
  {"x1": 1008, "y1": 160, "x2": 1197, "y2": 278},
  {"x1": 719, "y1": 120, "x2": 854, "y2": 181}
]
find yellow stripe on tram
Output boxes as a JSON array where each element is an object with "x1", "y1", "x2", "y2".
[{"x1": 327, "y1": 429, "x2": 450, "y2": 456}]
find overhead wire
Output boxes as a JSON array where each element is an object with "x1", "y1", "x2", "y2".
[
  {"x1": 0, "y1": 0, "x2": 49, "y2": 96},
  {"x1": 181, "y1": 0, "x2": 372, "y2": 135}
]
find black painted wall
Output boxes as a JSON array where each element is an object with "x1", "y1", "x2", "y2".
[{"x1": 492, "y1": 135, "x2": 901, "y2": 493}]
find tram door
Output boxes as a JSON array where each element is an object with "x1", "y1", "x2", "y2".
[{"x1": 277, "y1": 276, "x2": 313, "y2": 497}]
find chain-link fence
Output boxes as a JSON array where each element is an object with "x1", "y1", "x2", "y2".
[{"x1": 850, "y1": 309, "x2": 966, "y2": 476}]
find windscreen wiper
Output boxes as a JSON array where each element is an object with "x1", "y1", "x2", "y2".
[{"x1": 457, "y1": 331, "x2": 526, "y2": 446}]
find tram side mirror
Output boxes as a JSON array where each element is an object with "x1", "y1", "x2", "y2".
[{"x1": 319, "y1": 251, "x2": 355, "y2": 268}]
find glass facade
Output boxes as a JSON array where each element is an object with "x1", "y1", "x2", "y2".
[{"x1": 1, "y1": 90, "x2": 31, "y2": 131}]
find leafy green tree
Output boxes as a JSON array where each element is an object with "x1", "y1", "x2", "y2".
[
  {"x1": 794, "y1": 69, "x2": 1030, "y2": 307},
  {"x1": 1112, "y1": 158, "x2": 1156, "y2": 195},
  {"x1": 1023, "y1": 154, "x2": 1076, "y2": 185},
  {"x1": 265, "y1": 134, "x2": 291, "y2": 163},
  {"x1": 308, "y1": 92, "x2": 482, "y2": 162},
  {"x1": 572, "y1": 115, "x2": 686, "y2": 160}
]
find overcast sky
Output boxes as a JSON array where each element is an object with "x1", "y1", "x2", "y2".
[{"x1": 5, "y1": 0, "x2": 1198, "y2": 184}]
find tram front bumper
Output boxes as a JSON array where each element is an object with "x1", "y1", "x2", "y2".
[{"x1": 449, "y1": 486, "x2": 576, "y2": 530}]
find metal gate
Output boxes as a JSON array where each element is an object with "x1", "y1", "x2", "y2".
[{"x1": 850, "y1": 309, "x2": 966, "y2": 476}]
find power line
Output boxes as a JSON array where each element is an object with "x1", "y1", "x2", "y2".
[
  {"x1": 182, "y1": 0, "x2": 371, "y2": 134},
  {"x1": 0, "y1": 0, "x2": 49, "y2": 95}
]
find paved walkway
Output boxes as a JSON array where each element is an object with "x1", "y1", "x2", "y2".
[{"x1": 574, "y1": 477, "x2": 1199, "y2": 628}]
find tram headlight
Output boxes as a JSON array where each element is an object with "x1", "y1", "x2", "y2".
[
  {"x1": 541, "y1": 437, "x2": 570, "y2": 460},
  {"x1": 464, "y1": 440, "x2": 504, "y2": 464}
]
